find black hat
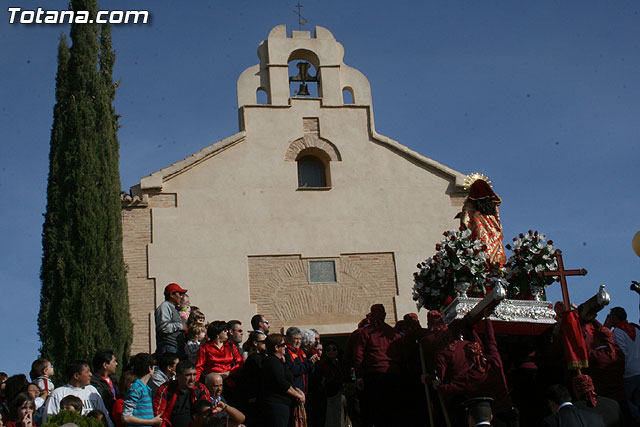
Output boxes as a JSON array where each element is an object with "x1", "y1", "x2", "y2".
[
  {"x1": 463, "y1": 397, "x2": 493, "y2": 423},
  {"x1": 462, "y1": 396, "x2": 493, "y2": 410}
]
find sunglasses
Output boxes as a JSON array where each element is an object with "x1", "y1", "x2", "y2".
[{"x1": 276, "y1": 343, "x2": 286, "y2": 348}]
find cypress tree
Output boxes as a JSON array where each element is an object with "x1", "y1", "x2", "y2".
[{"x1": 39, "y1": 0, "x2": 132, "y2": 381}]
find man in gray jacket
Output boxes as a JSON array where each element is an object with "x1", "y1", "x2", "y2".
[{"x1": 155, "y1": 283, "x2": 188, "y2": 355}]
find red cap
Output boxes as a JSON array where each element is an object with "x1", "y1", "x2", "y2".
[{"x1": 164, "y1": 283, "x2": 188, "y2": 295}]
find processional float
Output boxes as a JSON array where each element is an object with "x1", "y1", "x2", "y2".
[{"x1": 412, "y1": 174, "x2": 612, "y2": 426}]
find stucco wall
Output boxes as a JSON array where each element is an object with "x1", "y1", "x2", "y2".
[{"x1": 122, "y1": 25, "x2": 467, "y2": 352}]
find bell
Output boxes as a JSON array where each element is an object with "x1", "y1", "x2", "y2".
[
  {"x1": 296, "y1": 83, "x2": 310, "y2": 96},
  {"x1": 289, "y1": 62, "x2": 316, "y2": 83}
]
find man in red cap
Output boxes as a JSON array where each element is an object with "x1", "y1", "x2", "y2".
[
  {"x1": 155, "y1": 283, "x2": 189, "y2": 356},
  {"x1": 352, "y1": 304, "x2": 401, "y2": 427}
]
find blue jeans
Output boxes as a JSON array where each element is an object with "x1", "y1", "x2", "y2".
[{"x1": 157, "y1": 344, "x2": 179, "y2": 355}]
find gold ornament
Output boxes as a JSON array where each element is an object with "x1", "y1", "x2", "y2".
[
  {"x1": 632, "y1": 231, "x2": 640, "y2": 258},
  {"x1": 464, "y1": 173, "x2": 492, "y2": 190}
]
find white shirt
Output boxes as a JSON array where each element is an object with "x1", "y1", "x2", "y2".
[
  {"x1": 44, "y1": 384, "x2": 114, "y2": 427},
  {"x1": 613, "y1": 326, "x2": 640, "y2": 378}
]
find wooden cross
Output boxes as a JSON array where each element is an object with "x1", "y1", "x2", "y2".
[{"x1": 539, "y1": 249, "x2": 587, "y2": 310}]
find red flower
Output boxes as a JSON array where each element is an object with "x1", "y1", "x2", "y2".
[
  {"x1": 444, "y1": 297, "x2": 453, "y2": 305},
  {"x1": 519, "y1": 233, "x2": 525, "y2": 238},
  {"x1": 548, "y1": 240, "x2": 554, "y2": 245},
  {"x1": 474, "y1": 249, "x2": 480, "y2": 255},
  {"x1": 435, "y1": 244, "x2": 441, "y2": 250},
  {"x1": 528, "y1": 229, "x2": 533, "y2": 235},
  {"x1": 417, "y1": 263, "x2": 421, "y2": 269},
  {"x1": 534, "y1": 231, "x2": 538, "y2": 236},
  {"x1": 443, "y1": 231, "x2": 449, "y2": 236},
  {"x1": 505, "y1": 244, "x2": 511, "y2": 250}
]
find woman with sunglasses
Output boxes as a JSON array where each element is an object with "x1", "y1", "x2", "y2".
[
  {"x1": 237, "y1": 331, "x2": 268, "y2": 425},
  {"x1": 259, "y1": 333, "x2": 305, "y2": 427}
]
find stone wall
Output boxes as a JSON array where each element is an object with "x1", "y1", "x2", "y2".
[
  {"x1": 248, "y1": 253, "x2": 397, "y2": 331},
  {"x1": 122, "y1": 193, "x2": 176, "y2": 353}
]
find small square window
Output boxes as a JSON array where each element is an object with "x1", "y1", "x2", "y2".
[{"x1": 309, "y1": 260, "x2": 337, "y2": 283}]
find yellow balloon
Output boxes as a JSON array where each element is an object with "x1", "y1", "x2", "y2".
[{"x1": 633, "y1": 231, "x2": 640, "y2": 258}]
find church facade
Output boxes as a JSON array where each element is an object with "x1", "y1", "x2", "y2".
[{"x1": 122, "y1": 25, "x2": 468, "y2": 353}]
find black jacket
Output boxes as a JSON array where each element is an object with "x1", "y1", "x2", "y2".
[
  {"x1": 90, "y1": 374, "x2": 117, "y2": 414},
  {"x1": 542, "y1": 403, "x2": 605, "y2": 427}
]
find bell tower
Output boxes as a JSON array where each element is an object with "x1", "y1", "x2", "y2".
[{"x1": 236, "y1": 24, "x2": 373, "y2": 111}]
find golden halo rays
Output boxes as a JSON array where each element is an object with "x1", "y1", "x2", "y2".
[{"x1": 463, "y1": 173, "x2": 492, "y2": 190}]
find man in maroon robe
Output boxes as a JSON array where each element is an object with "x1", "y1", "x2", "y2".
[
  {"x1": 437, "y1": 318, "x2": 518, "y2": 427},
  {"x1": 352, "y1": 304, "x2": 401, "y2": 427}
]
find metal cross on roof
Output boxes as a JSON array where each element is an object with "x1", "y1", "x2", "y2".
[{"x1": 293, "y1": 3, "x2": 307, "y2": 30}]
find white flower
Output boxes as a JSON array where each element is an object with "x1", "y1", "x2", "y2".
[{"x1": 461, "y1": 229, "x2": 472, "y2": 239}]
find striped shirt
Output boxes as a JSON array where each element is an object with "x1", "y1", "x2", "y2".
[{"x1": 122, "y1": 379, "x2": 154, "y2": 427}]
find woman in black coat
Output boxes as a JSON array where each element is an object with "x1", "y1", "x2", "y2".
[{"x1": 259, "y1": 333, "x2": 305, "y2": 427}]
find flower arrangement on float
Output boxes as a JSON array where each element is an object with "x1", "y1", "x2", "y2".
[
  {"x1": 412, "y1": 228, "x2": 493, "y2": 310},
  {"x1": 504, "y1": 230, "x2": 558, "y2": 301}
]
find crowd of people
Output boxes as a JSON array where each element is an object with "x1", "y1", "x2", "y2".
[{"x1": 2, "y1": 282, "x2": 640, "y2": 427}]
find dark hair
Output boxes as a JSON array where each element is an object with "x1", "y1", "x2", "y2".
[
  {"x1": 92, "y1": 350, "x2": 115, "y2": 372},
  {"x1": 116, "y1": 370, "x2": 136, "y2": 399},
  {"x1": 4, "y1": 375, "x2": 29, "y2": 405},
  {"x1": 251, "y1": 314, "x2": 263, "y2": 330},
  {"x1": 190, "y1": 398, "x2": 213, "y2": 418},
  {"x1": 243, "y1": 331, "x2": 265, "y2": 353},
  {"x1": 9, "y1": 392, "x2": 35, "y2": 421},
  {"x1": 87, "y1": 410, "x2": 108, "y2": 427},
  {"x1": 60, "y1": 394, "x2": 83, "y2": 411},
  {"x1": 176, "y1": 360, "x2": 197, "y2": 376},
  {"x1": 158, "y1": 352, "x2": 180, "y2": 372},
  {"x1": 610, "y1": 307, "x2": 627, "y2": 321},
  {"x1": 323, "y1": 340, "x2": 339, "y2": 357},
  {"x1": 207, "y1": 321, "x2": 227, "y2": 340},
  {"x1": 66, "y1": 360, "x2": 89, "y2": 381},
  {"x1": 266, "y1": 333, "x2": 285, "y2": 354},
  {"x1": 29, "y1": 359, "x2": 50, "y2": 381},
  {"x1": 226, "y1": 320, "x2": 241, "y2": 331},
  {"x1": 471, "y1": 198, "x2": 498, "y2": 216},
  {"x1": 130, "y1": 353, "x2": 155, "y2": 378},
  {"x1": 547, "y1": 384, "x2": 572, "y2": 405}
]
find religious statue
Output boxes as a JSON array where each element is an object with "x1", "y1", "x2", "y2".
[{"x1": 458, "y1": 174, "x2": 507, "y2": 268}]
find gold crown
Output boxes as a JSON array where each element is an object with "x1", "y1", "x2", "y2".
[{"x1": 463, "y1": 173, "x2": 492, "y2": 190}]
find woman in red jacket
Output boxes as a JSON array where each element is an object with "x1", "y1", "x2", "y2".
[{"x1": 195, "y1": 321, "x2": 243, "y2": 381}]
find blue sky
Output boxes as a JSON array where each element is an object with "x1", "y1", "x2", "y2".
[{"x1": 1, "y1": 1, "x2": 639, "y2": 374}]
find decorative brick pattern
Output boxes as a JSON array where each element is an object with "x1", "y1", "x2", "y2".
[
  {"x1": 302, "y1": 117, "x2": 319, "y2": 135},
  {"x1": 121, "y1": 193, "x2": 177, "y2": 353},
  {"x1": 248, "y1": 253, "x2": 397, "y2": 331},
  {"x1": 284, "y1": 134, "x2": 342, "y2": 162}
]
